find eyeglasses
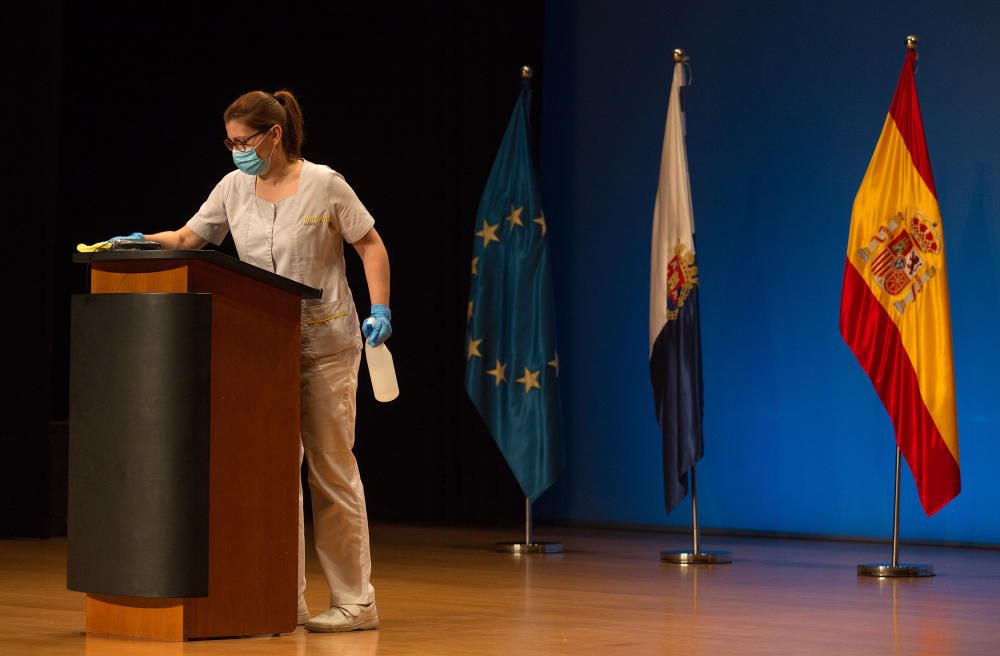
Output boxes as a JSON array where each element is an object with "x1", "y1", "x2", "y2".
[{"x1": 223, "y1": 130, "x2": 265, "y2": 152}]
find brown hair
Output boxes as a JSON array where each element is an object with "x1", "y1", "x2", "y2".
[{"x1": 224, "y1": 89, "x2": 305, "y2": 159}]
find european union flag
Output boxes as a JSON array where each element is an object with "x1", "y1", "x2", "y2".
[{"x1": 465, "y1": 76, "x2": 561, "y2": 502}]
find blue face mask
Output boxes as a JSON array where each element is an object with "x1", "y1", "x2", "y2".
[{"x1": 232, "y1": 130, "x2": 277, "y2": 175}]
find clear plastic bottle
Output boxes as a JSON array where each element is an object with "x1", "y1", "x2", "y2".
[{"x1": 364, "y1": 339, "x2": 399, "y2": 402}]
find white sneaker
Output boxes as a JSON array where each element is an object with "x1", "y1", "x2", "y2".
[{"x1": 304, "y1": 602, "x2": 379, "y2": 632}]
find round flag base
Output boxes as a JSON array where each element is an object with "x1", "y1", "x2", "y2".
[
  {"x1": 857, "y1": 563, "x2": 934, "y2": 577},
  {"x1": 495, "y1": 541, "x2": 563, "y2": 554},
  {"x1": 659, "y1": 550, "x2": 732, "y2": 564}
]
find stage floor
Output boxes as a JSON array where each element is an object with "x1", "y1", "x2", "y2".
[{"x1": 1, "y1": 522, "x2": 998, "y2": 655}]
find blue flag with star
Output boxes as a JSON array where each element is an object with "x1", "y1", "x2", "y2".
[{"x1": 465, "y1": 79, "x2": 561, "y2": 502}]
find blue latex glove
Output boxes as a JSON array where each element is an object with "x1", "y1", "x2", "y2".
[
  {"x1": 362, "y1": 304, "x2": 392, "y2": 347},
  {"x1": 110, "y1": 232, "x2": 145, "y2": 241}
]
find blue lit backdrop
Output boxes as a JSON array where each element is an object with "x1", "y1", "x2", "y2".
[{"x1": 537, "y1": 0, "x2": 1000, "y2": 543}]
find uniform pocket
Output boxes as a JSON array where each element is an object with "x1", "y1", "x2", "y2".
[{"x1": 301, "y1": 298, "x2": 358, "y2": 356}]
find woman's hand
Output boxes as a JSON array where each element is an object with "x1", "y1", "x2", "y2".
[{"x1": 362, "y1": 304, "x2": 392, "y2": 346}]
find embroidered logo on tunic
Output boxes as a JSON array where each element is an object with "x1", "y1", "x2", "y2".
[
  {"x1": 857, "y1": 212, "x2": 942, "y2": 315},
  {"x1": 303, "y1": 215, "x2": 331, "y2": 223},
  {"x1": 665, "y1": 244, "x2": 698, "y2": 323}
]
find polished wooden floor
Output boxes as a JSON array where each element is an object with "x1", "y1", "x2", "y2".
[{"x1": 2, "y1": 522, "x2": 999, "y2": 655}]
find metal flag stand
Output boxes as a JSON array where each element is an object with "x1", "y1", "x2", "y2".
[
  {"x1": 656, "y1": 47, "x2": 729, "y2": 566},
  {"x1": 858, "y1": 35, "x2": 933, "y2": 579},
  {"x1": 857, "y1": 446, "x2": 933, "y2": 577},
  {"x1": 496, "y1": 497, "x2": 563, "y2": 554},
  {"x1": 493, "y1": 64, "x2": 561, "y2": 556},
  {"x1": 660, "y1": 465, "x2": 732, "y2": 564}
]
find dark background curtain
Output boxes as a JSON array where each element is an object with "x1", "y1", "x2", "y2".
[{"x1": 2, "y1": 3, "x2": 544, "y2": 537}]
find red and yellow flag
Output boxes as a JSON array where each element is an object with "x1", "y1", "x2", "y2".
[{"x1": 840, "y1": 47, "x2": 960, "y2": 516}]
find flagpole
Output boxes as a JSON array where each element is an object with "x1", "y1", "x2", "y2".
[
  {"x1": 526, "y1": 496, "x2": 532, "y2": 546},
  {"x1": 660, "y1": 465, "x2": 731, "y2": 564},
  {"x1": 892, "y1": 446, "x2": 901, "y2": 567},
  {"x1": 858, "y1": 446, "x2": 933, "y2": 577},
  {"x1": 691, "y1": 465, "x2": 699, "y2": 553},
  {"x1": 492, "y1": 63, "x2": 564, "y2": 557},
  {"x1": 653, "y1": 47, "x2": 730, "y2": 566},
  {"x1": 496, "y1": 496, "x2": 563, "y2": 554},
  {"x1": 855, "y1": 35, "x2": 935, "y2": 578}
]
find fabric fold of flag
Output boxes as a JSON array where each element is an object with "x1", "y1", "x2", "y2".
[
  {"x1": 839, "y1": 49, "x2": 960, "y2": 516},
  {"x1": 464, "y1": 81, "x2": 561, "y2": 502},
  {"x1": 649, "y1": 60, "x2": 704, "y2": 514}
]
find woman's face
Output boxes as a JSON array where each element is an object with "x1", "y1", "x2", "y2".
[{"x1": 225, "y1": 119, "x2": 280, "y2": 156}]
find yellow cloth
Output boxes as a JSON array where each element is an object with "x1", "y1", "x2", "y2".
[{"x1": 76, "y1": 241, "x2": 112, "y2": 253}]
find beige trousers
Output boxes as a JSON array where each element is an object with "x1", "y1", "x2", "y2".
[{"x1": 297, "y1": 345, "x2": 375, "y2": 607}]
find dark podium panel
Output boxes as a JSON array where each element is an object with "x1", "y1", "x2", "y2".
[
  {"x1": 68, "y1": 293, "x2": 212, "y2": 598},
  {"x1": 70, "y1": 251, "x2": 320, "y2": 641}
]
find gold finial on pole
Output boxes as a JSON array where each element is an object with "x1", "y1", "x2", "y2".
[
  {"x1": 906, "y1": 35, "x2": 918, "y2": 50},
  {"x1": 521, "y1": 65, "x2": 534, "y2": 80},
  {"x1": 673, "y1": 48, "x2": 689, "y2": 63}
]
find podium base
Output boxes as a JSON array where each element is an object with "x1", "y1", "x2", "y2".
[
  {"x1": 495, "y1": 542, "x2": 563, "y2": 554},
  {"x1": 659, "y1": 550, "x2": 732, "y2": 564},
  {"x1": 857, "y1": 563, "x2": 934, "y2": 577}
]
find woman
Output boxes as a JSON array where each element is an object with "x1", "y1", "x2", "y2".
[{"x1": 130, "y1": 89, "x2": 388, "y2": 633}]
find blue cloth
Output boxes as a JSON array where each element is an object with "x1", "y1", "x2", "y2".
[
  {"x1": 464, "y1": 83, "x2": 562, "y2": 502},
  {"x1": 362, "y1": 304, "x2": 392, "y2": 346},
  {"x1": 650, "y1": 288, "x2": 704, "y2": 513}
]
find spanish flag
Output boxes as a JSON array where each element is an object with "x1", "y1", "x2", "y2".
[{"x1": 840, "y1": 45, "x2": 960, "y2": 516}]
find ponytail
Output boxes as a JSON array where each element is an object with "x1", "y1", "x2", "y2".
[{"x1": 273, "y1": 89, "x2": 305, "y2": 158}]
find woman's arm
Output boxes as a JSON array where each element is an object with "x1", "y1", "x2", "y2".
[
  {"x1": 352, "y1": 227, "x2": 390, "y2": 306},
  {"x1": 144, "y1": 226, "x2": 209, "y2": 250}
]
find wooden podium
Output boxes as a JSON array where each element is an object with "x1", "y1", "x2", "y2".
[{"x1": 68, "y1": 250, "x2": 321, "y2": 641}]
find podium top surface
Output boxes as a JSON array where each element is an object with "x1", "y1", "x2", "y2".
[{"x1": 74, "y1": 250, "x2": 322, "y2": 299}]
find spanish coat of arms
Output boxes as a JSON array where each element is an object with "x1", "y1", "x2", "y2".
[{"x1": 857, "y1": 212, "x2": 942, "y2": 315}]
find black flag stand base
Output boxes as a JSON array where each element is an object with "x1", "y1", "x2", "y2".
[
  {"x1": 858, "y1": 447, "x2": 934, "y2": 578},
  {"x1": 660, "y1": 466, "x2": 733, "y2": 564},
  {"x1": 496, "y1": 497, "x2": 563, "y2": 554}
]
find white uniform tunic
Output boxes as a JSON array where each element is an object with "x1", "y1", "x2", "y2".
[
  {"x1": 187, "y1": 159, "x2": 375, "y2": 355},
  {"x1": 187, "y1": 160, "x2": 377, "y2": 609}
]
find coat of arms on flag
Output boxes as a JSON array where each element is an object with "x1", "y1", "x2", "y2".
[
  {"x1": 857, "y1": 212, "x2": 941, "y2": 314},
  {"x1": 665, "y1": 244, "x2": 698, "y2": 322}
]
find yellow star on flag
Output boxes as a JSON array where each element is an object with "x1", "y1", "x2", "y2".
[
  {"x1": 471, "y1": 256, "x2": 479, "y2": 275},
  {"x1": 514, "y1": 367, "x2": 541, "y2": 393},
  {"x1": 486, "y1": 359, "x2": 507, "y2": 386},
  {"x1": 533, "y1": 212, "x2": 547, "y2": 237},
  {"x1": 547, "y1": 352, "x2": 560, "y2": 377},
  {"x1": 475, "y1": 219, "x2": 500, "y2": 248},
  {"x1": 467, "y1": 337, "x2": 483, "y2": 360},
  {"x1": 467, "y1": 300, "x2": 474, "y2": 321},
  {"x1": 505, "y1": 205, "x2": 524, "y2": 229}
]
